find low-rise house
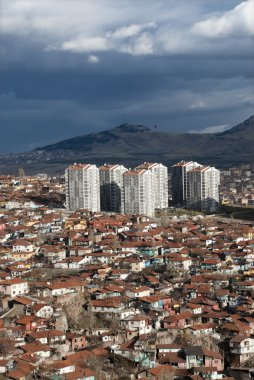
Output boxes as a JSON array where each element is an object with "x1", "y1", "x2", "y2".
[
  {"x1": 0, "y1": 359, "x2": 14, "y2": 375},
  {"x1": 31, "y1": 304, "x2": 54, "y2": 318},
  {"x1": 28, "y1": 329, "x2": 66, "y2": 346},
  {"x1": 40, "y1": 280, "x2": 87, "y2": 297},
  {"x1": 15, "y1": 315, "x2": 47, "y2": 332},
  {"x1": 132, "y1": 258, "x2": 146, "y2": 272},
  {"x1": 156, "y1": 344, "x2": 182, "y2": 356},
  {"x1": 162, "y1": 311, "x2": 193, "y2": 329},
  {"x1": 188, "y1": 322, "x2": 215, "y2": 336},
  {"x1": 100, "y1": 330, "x2": 121, "y2": 346},
  {"x1": 185, "y1": 346, "x2": 204, "y2": 369},
  {"x1": 108, "y1": 269, "x2": 129, "y2": 280},
  {"x1": 125, "y1": 286, "x2": 153, "y2": 298},
  {"x1": 20, "y1": 341, "x2": 51, "y2": 358},
  {"x1": 7, "y1": 359, "x2": 36, "y2": 380},
  {"x1": 89, "y1": 297, "x2": 136, "y2": 319},
  {"x1": 138, "y1": 295, "x2": 167, "y2": 311},
  {"x1": 120, "y1": 315, "x2": 152, "y2": 335},
  {"x1": 229, "y1": 335, "x2": 254, "y2": 366},
  {"x1": 164, "y1": 255, "x2": 192, "y2": 271},
  {"x1": 12, "y1": 296, "x2": 33, "y2": 313},
  {"x1": 203, "y1": 349, "x2": 224, "y2": 371},
  {"x1": 186, "y1": 303, "x2": 202, "y2": 315},
  {"x1": 220, "y1": 320, "x2": 251, "y2": 337},
  {"x1": 158, "y1": 352, "x2": 186, "y2": 368},
  {"x1": 66, "y1": 332, "x2": 87, "y2": 351},
  {"x1": 12, "y1": 239, "x2": 35, "y2": 253},
  {"x1": 68, "y1": 256, "x2": 87, "y2": 269},
  {"x1": 39, "y1": 245, "x2": 66, "y2": 263},
  {"x1": 0, "y1": 278, "x2": 29, "y2": 298},
  {"x1": 50, "y1": 359, "x2": 75, "y2": 377}
]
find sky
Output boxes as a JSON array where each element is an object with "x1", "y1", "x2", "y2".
[{"x1": 0, "y1": 0, "x2": 254, "y2": 153}]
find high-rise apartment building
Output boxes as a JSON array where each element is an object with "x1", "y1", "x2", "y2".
[
  {"x1": 99, "y1": 164, "x2": 127, "y2": 213},
  {"x1": 171, "y1": 161, "x2": 202, "y2": 206},
  {"x1": 65, "y1": 164, "x2": 100, "y2": 211},
  {"x1": 187, "y1": 166, "x2": 220, "y2": 212},
  {"x1": 135, "y1": 162, "x2": 168, "y2": 209},
  {"x1": 123, "y1": 169, "x2": 154, "y2": 217}
]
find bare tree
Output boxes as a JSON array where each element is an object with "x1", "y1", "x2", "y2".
[
  {"x1": 160, "y1": 216, "x2": 171, "y2": 228},
  {"x1": 0, "y1": 332, "x2": 15, "y2": 356},
  {"x1": 111, "y1": 235, "x2": 120, "y2": 252},
  {"x1": 80, "y1": 354, "x2": 104, "y2": 380}
]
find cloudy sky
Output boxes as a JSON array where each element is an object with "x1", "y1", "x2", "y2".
[{"x1": 0, "y1": 0, "x2": 254, "y2": 153}]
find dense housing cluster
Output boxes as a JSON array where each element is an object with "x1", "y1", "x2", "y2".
[
  {"x1": 220, "y1": 164, "x2": 254, "y2": 206},
  {"x1": 0, "y1": 174, "x2": 254, "y2": 379}
]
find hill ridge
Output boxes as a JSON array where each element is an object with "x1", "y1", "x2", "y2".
[{"x1": 0, "y1": 115, "x2": 253, "y2": 174}]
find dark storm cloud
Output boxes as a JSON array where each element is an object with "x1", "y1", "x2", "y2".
[{"x1": 0, "y1": 0, "x2": 253, "y2": 152}]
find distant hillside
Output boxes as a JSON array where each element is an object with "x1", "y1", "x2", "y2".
[{"x1": 0, "y1": 115, "x2": 253, "y2": 175}]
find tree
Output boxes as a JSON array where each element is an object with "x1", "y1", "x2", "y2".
[
  {"x1": 0, "y1": 332, "x2": 14, "y2": 356},
  {"x1": 174, "y1": 329, "x2": 219, "y2": 351},
  {"x1": 166, "y1": 262, "x2": 177, "y2": 276},
  {"x1": 62, "y1": 292, "x2": 93, "y2": 330},
  {"x1": 111, "y1": 316, "x2": 121, "y2": 330},
  {"x1": 111, "y1": 235, "x2": 120, "y2": 252},
  {"x1": 80, "y1": 354, "x2": 104, "y2": 380},
  {"x1": 88, "y1": 227, "x2": 95, "y2": 243},
  {"x1": 37, "y1": 361, "x2": 54, "y2": 379},
  {"x1": 160, "y1": 216, "x2": 171, "y2": 228}
]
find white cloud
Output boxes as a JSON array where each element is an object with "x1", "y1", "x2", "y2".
[
  {"x1": 59, "y1": 22, "x2": 156, "y2": 56},
  {"x1": 61, "y1": 36, "x2": 108, "y2": 53},
  {"x1": 121, "y1": 32, "x2": 154, "y2": 55},
  {"x1": 87, "y1": 54, "x2": 99, "y2": 63},
  {"x1": 106, "y1": 22, "x2": 156, "y2": 39},
  {"x1": 44, "y1": 44, "x2": 57, "y2": 52},
  {"x1": 239, "y1": 94, "x2": 254, "y2": 105},
  {"x1": 189, "y1": 100, "x2": 207, "y2": 110},
  {"x1": 1, "y1": 0, "x2": 254, "y2": 58},
  {"x1": 193, "y1": 0, "x2": 254, "y2": 38},
  {"x1": 190, "y1": 124, "x2": 230, "y2": 134}
]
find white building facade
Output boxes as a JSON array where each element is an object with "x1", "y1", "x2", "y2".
[
  {"x1": 65, "y1": 164, "x2": 100, "y2": 212},
  {"x1": 99, "y1": 164, "x2": 127, "y2": 213},
  {"x1": 0, "y1": 279, "x2": 29, "y2": 298},
  {"x1": 123, "y1": 169, "x2": 154, "y2": 217},
  {"x1": 187, "y1": 166, "x2": 220, "y2": 212},
  {"x1": 171, "y1": 161, "x2": 202, "y2": 206},
  {"x1": 136, "y1": 162, "x2": 168, "y2": 209}
]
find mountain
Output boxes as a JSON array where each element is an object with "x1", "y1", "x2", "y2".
[{"x1": 1, "y1": 115, "x2": 254, "y2": 174}]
